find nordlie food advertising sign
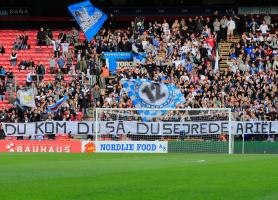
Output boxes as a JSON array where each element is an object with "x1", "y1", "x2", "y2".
[
  {"x1": 0, "y1": 140, "x2": 82, "y2": 153},
  {"x1": 82, "y1": 141, "x2": 168, "y2": 153}
]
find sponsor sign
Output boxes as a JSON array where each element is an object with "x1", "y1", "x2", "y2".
[
  {"x1": 238, "y1": 7, "x2": 278, "y2": 15},
  {"x1": 0, "y1": 140, "x2": 82, "y2": 153},
  {"x1": 102, "y1": 52, "x2": 145, "y2": 72},
  {"x1": 82, "y1": 141, "x2": 168, "y2": 153},
  {"x1": 2, "y1": 121, "x2": 278, "y2": 136},
  {"x1": 0, "y1": 7, "x2": 29, "y2": 16}
]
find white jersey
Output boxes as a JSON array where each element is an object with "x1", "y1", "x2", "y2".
[{"x1": 227, "y1": 20, "x2": 236, "y2": 30}]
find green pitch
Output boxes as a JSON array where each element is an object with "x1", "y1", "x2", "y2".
[{"x1": 0, "y1": 153, "x2": 278, "y2": 200}]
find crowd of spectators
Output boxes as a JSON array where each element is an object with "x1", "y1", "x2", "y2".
[
  {"x1": 0, "y1": 14, "x2": 277, "y2": 124},
  {"x1": 13, "y1": 32, "x2": 29, "y2": 50}
]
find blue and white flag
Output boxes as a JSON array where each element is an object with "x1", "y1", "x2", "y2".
[
  {"x1": 47, "y1": 96, "x2": 69, "y2": 112},
  {"x1": 102, "y1": 52, "x2": 146, "y2": 73},
  {"x1": 17, "y1": 88, "x2": 37, "y2": 108},
  {"x1": 68, "y1": 1, "x2": 107, "y2": 41},
  {"x1": 121, "y1": 79, "x2": 185, "y2": 121}
]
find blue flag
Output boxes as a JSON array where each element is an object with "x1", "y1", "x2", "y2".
[
  {"x1": 102, "y1": 52, "x2": 146, "y2": 73},
  {"x1": 47, "y1": 96, "x2": 69, "y2": 112},
  {"x1": 68, "y1": 1, "x2": 107, "y2": 41},
  {"x1": 121, "y1": 79, "x2": 185, "y2": 121}
]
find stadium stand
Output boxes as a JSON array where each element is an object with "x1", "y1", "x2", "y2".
[{"x1": 0, "y1": 15, "x2": 277, "y2": 124}]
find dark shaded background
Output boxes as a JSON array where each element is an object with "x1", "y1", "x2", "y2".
[
  {"x1": 1, "y1": 0, "x2": 277, "y2": 29},
  {"x1": 3, "y1": 0, "x2": 278, "y2": 17}
]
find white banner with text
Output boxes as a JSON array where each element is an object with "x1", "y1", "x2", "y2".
[{"x1": 2, "y1": 121, "x2": 278, "y2": 136}]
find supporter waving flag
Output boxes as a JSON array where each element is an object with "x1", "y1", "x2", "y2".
[
  {"x1": 68, "y1": 1, "x2": 107, "y2": 41},
  {"x1": 47, "y1": 96, "x2": 69, "y2": 112}
]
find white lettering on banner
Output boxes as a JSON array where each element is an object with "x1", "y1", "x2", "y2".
[
  {"x1": 116, "y1": 61, "x2": 136, "y2": 70},
  {"x1": 6, "y1": 144, "x2": 71, "y2": 153},
  {"x1": 2, "y1": 121, "x2": 278, "y2": 136},
  {"x1": 82, "y1": 141, "x2": 168, "y2": 153}
]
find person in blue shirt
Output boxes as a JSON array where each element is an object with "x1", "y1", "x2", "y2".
[
  {"x1": 57, "y1": 56, "x2": 65, "y2": 73},
  {"x1": 230, "y1": 48, "x2": 237, "y2": 59},
  {"x1": 249, "y1": 48, "x2": 256, "y2": 62},
  {"x1": 0, "y1": 66, "x2": 6, "y2": 81},
  {"x1": 244, "y1": 45, "x2": 253, "y2": 56},
  {"x1": 250, "y1": 63, "x2": 259, "y2": 74}
]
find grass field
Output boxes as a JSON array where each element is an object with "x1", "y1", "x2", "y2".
[{"x1": 1, "y1": 153, "x2": 278, "y2": 200}]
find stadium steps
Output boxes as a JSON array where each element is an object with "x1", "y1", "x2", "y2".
[{"x1": 218, "y1": 36, "x2": 240, "y2": 71}]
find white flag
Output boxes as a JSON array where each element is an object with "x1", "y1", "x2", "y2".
[{"x1": 18, "y1": 88, "x2": 36, "y2": 108}]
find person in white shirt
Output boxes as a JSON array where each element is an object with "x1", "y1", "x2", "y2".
[
  {"x1": 10, "y1": 50, "x2": 17, "y2": 66},
  {"x1": 257, "y1": 20, "x2": 269, "y2": 38},
  {"x1": 47, "y1": 34, "x2": 63, "y2": 58},
  {"x1": 273, "y1": 56, "x2": 278, "y2": 71},
  {"x1": 227, "y1": 17, "x2": 236, "y2": 42},
  {"x1": 220, "y1": 16, "x2": 228, "y2": 40},
  {"x1": 61, "y1": 40, "x2": 70, "y2": 56},
  {"x1": 162, "y1": 19, "x2": 170, "y2": 34}
]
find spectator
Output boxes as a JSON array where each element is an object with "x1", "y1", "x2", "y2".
[
  {"x1": 18, "y1": 59, "x2": 28, "y2": 70},
  {"x1": 57, "y1": 55, "x2": 66, "y2": 73},
  {"x1": 257, "y1": 20, "x2": 269, "y2": 38},
  {"x1": 55, "y1": 68, "x2": 64, "y2": 81},
  {"x1": 0, "y1": 124, "x2": 5, "y2": 139},
  {"x1": 65, "y1": 49, "x2": 74, "y2": 73},
  {"x1": 227, "y1": 17, "x2": 236, "y2": 42},
  {"x1": 37, "y1": 27, "x2": 46, "y2": 46},
  {"x1": 92, "y1": 84, "x2": 101, "y2": 103},
  {"x1": 220, "y1": 16, "x2": 228, "y2": 41},
  {"x1": 0, "y1": 82, "x2": 6, "y2": 101},
  {"x1": 264, "y1": 15, "x2": 271, "y2": 26},
  {"x1": 5, "y1": 70, "x2": 14, "y2": 86},
  {"x1": 10, "y1": 50, "x2": 17, "y2": 66},
  {"x1": 35, "y1": 62, "x2": 45, "y2": 80},
  {"x1": 47, "y1": 34, "x2": 63, "y2": 58},
  {"x1": 13, "y1": 35, "x2": 22, "y2": 50},
  {"x1": 49, "y1": 55, "x2": 56, "y2": 74},
  {"x1": 273, "y1": 56, "x2": 278, "y2": 71},
  {"x1": 0, "y1": 44, "x2": 5, "y2": 55},
  {"x1": 27, "y1": 58, "x2": 35, "y2": 70},
  {"x1": 71, "y1": 27, "x2": 79, "y2": 45},
  {"x1": 101, "y1": 64, "x2": 109, "y2": 80},
  {"x1": 0, "y1": 66, "x2": 6, "y2": 81},
  {"x1": 20, "y1": 32, "x2": 29, "y2": 50},
  {"x1": 249, "y1": 18, "x2": 259, "y2": 35},
  {"x1": 45, "y1": 28, "x2": 53, "y2": 46},
  {"x1": 195, "y1": 16, "x2": 204, "y2": 35},
  {"x1": 76, "y1": 57, "x2": 87, "y2": 73},
  {"x1": 213, "y1": 18, "x2": 220, "y2": 42},
  {"x1": 61, "y1": 40, "x2": 70, "y2": 56}
]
